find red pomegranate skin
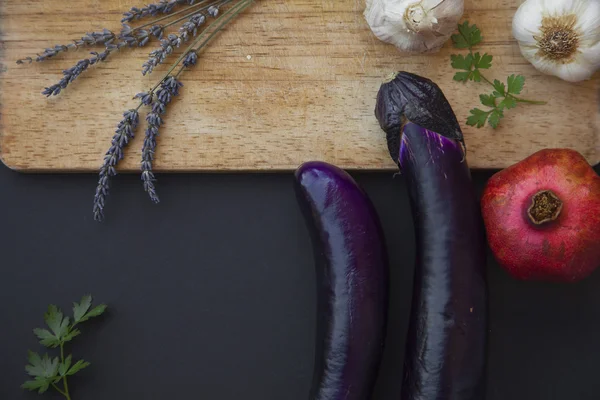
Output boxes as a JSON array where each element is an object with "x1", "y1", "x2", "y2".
[{"x1": 481, "y1": 149, "x2": 600, "y2": 282}]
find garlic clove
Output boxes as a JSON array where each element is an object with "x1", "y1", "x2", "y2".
[
  {"x1": 576, "y1": 1, "x2": 600, "y2": 39},
  {"x1": 529, "y1": 50, "x2": 596, "y2": 82},
  {"x1": 580, "y1": 40, "x2": 600, "y2": 66},
  {"x1": 542, "y1": 0, "x2": 587, "y2": 15},
  {"x1": 551, "y1": 56, "x2": 597, "y2": 82},
  {"x1": 511, "y1": 1, "x2": 543, "y2": 44}
]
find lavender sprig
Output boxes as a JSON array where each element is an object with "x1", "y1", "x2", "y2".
[
  {"x1": 140, "y1": 77, "x2": 184, "y2": 202},
  {"x1": 92, "y1": 0, "x2": 254, "y2": 221},
  {"x1": 143, "y1": 34, "x2": 182, "y2": 76},
  {"x1": 93, "y1": 109, "x2": 140, "y2": 222},
  {"x1": 118, "y1": 25, "x2": 151, "y2": 48},
  {"x1": 16, "y1": 29, "x2": 116, "y2": 64},
  {"x1": 42, "y1": 50, "x2": 111, "y2": 97},
  {"x1": 142, "y1": 9, "x2": 216, "y2": 75},
  {"x1": 122, "y1": 0, "x2": 199, "y2": 23},
  {"x1": 42, "y1": 28, "x2": 151, "y2": 97}
]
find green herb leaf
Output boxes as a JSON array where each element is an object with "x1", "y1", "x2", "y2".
[
  {"x1": 33, "y1": 328, "x2": 61, "y2": 348},
  {"x1": 479, "y1": 94, "x2": 496, "y2": 108},
  {"x1": 492, "y1": 79, "x2": 506, "y2": 97},
  {"x1": 451, "y1": 53, "x2": 473, "y2": 70},
  {"x1": 473, "y1": 52, "x2": 493, "y2": 69},
  {"x1": 453, "y1": 71, "x2": 471, "y2": 82},
  {"x1": 67, "y1": 359, "x2": 91, "y2": 376},
  {"x1": 472, "y1": 69, "x2": 482, "y2": 82},
  {"x1": 21, "y1": 377, "x2": 58, "y2": 394},
  {"x1": 79, "y1": 304, "x2": 107, "y2": 323},
  {"x1": 499, "y1": 96, "x2": 517, "y2": 110},
  {"x1": 62, "y1": 328, "x2": 81, "y2": 343},
  {"x1": 25, "y1": 351, "x2": 59, "y2": 379},
  {"x1": 44, "y1": 305, "x2": 66, "y2": 338},
  {"x1": 466, "y1": 108, "x2": 491, "y2": 128},
  {"x1": 58, "y1": 355, "x2": 72, "y2": 376},
  {"x1": 507, "y1": 74, "x2": 525, "y2": 95},
  {"x1": 488, "y1": 108, "x2": 504, "y2": 128},
  {"x1": 451, "y1": 21, "x2": 482, "y2": 49},
  {"x1": 73, "y1": 295, "x2": 93, "y2": 323}
]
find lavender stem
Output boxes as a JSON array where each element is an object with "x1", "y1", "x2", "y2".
[{"x1": 16, "y1": 29, "x2": 115, "y2": 64}]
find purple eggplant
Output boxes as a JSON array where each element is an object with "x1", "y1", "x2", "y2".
[
  {"x1": 375, "y1": 72, "x2": 488, "y2": 399},
  {"x1": 294, "y1": 161, "x2": 389, "y2": 400}
]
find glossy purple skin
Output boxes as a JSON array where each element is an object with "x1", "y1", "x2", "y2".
[
  {"x1": 399, "y1": 123, "x2": 487, "y2": 400},
  {"x1": 294, "y1": 161, "x2": 389, "y2": 400}
]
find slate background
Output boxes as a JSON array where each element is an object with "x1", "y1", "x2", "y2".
[{"x1": 1, "y1": 162, "x2": 599, "y2": 400}]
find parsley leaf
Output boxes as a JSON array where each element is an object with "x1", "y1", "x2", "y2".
[
  {"x1": 73, "y1": 295, "x2": 92, "y2": 323},
  {"x1": 488, "y1": 109, "x2": 504, "y2": 128},
  {"x1": 67, "y1": 360, "x2": 90, "y2": 376},
  {"x1": 479, "y1": 94, "x2": 496, "y2": 108},
  {"x1": 58, "y1": 355, "x2": 72, "y2": 376},
  {"x1": 466, "y1": 108, "x2": 491, "y2": 128},
  {"x1": 453, "y1": 71, "x2": 471, "y2": 82},
  {"x1": 451, "y1": 21, "x2": 482, "y2": 49},
  {"x1": 22, "y1": 377, "x2": 54, "y2": 394},
  {"x1": 498, "y1": 96, "x2": 517, "y2": 110},
  {"x1": 79, "y1": 304, "x2": 107, "y2": 322},
  {"x1": 62, "y1": 328, "x2": 81, "y2": 343},
  {"x1": 44, "y1": 305, "x2": 69, "y2": 340},
  {"x1": 473, "y1": 52, "x2": 492, "y2": 69},
  {"x1": 492, "y1": 79, "x2": 506, "y2": 97},
  {"x1": 33, "y1": 328, "x2": 61, "y2": 348},
  {"x1": 25, "y1": 351, "x2": 59, "y2": 379},
  {"x1": 507, "y1": 74, "x2": 525, "y2": 95},
  {"x1": 451, "y1": 54, "x2": 473, "y2": 70}
]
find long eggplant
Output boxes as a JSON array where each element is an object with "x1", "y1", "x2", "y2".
[
  {"x1": 294, "y1": 161, "x2": 389, "y2": 400},
  {"x1": 375, "y1": 72, "x2": 488, "y2": 399}
]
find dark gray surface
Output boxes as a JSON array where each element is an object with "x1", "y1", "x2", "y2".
[{"x1": 1, "y1": 162, "x2": 600, "y2": 400}]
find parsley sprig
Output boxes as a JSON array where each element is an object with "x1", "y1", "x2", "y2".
[
  {"x1": 450, "y1": 21, "x2": 546, "y2": 129},
  {"x1": 22, "y1": 295, "x2": 107, "y2": 400}
]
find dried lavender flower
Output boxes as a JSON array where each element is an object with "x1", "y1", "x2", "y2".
[
  {"x1": 41, "y1": 49, "x2": 113, "y2": 96},
  {"x1": 141, "y1": 76, "x2": 183, "y2": 203},
  {"x1": 142, "y1": 34, "x2": 182, "y2": 75},
  {"x1": 207, "y1": 5, "x2": 219, "y2": 17},
  {"x1": 118, "y1": 25, "x2": 151, "y2": 47},
  {"x1": 93, "y1": 109, "x2": 140, "y2": 221},
  {"x1": 121, "y1": 0, "x2": 198, "y2": 23},
  {"x1": 142, "y1": 12, "x2": 210, "y2": 75},
  {"x1": 134, "y1": 91, "x2": 154, "y2": 105},
  {"x1": 150, "y1": 25, "x2": 165, "y2": 39},
  {"x1": 182, "y1": 50, "x2": 198, "y2": 67},
  {"x1": 16, "y1": 29, "x2": 115, "y2": 64},
  {"x1": 41, "y1": 26, "x2": 156, "y2": 97},
  {"x1": 180, "y1": 14, "x2": 206, "y2": 41}
]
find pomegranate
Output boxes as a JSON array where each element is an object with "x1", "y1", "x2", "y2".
[{"x1": 481, "y1": 148, "x2": 600, "y2": 282}]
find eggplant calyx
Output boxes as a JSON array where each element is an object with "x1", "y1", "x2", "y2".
[{"x1": 374, "y1": 71, "x2": 465, "y2": 165}]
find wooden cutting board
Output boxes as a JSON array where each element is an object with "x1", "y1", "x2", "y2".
[{"x1": 0, "y1": 0, "x2": 598, "y2": 172}]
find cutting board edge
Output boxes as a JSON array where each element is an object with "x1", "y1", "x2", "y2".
[{"x1": 2, "y1": 156, "x2": 599, "y2": 174}]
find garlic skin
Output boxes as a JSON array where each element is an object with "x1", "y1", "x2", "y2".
[
  {"x1": 364, "y1": 0, "x2": 465, "y2": 53},
  {"x1": 512, "y1": 0, "x2": 600, "y2": 83}
]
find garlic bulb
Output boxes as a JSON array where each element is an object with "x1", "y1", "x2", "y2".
[
  {"x1": 364, "y1": 0, "x2": 464, "y2": 53},
  {"x1": 512, "y1": 0, "x2": 600, "y2": 83}
]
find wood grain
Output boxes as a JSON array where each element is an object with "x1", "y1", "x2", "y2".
[{"x1": 0, "y1": 0, "x2": 598, "y2": 172}]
